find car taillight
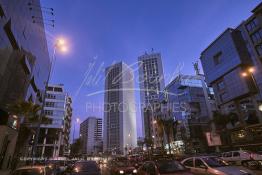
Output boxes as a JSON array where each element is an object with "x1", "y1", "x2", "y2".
[{"x1": 250, "y1": 153, "x2": 255, "y2": 160}]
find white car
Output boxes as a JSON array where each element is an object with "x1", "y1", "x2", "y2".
[
  {"x1": 181, "y1": 156, "x2": 255, "y2": 175},
  {"x1": 221, "y1": 150, "x2": 262, "y2": 166},
  {"x1": 11, "y1": 166, "x2": 55, "y2": 175}
]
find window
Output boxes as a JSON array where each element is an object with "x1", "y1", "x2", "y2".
[
  {"x1": 44, "y1": 110, "x2": 53, "y2": 115},
  {"x1": 256, "y1": 44, "x2": 262, "y2": 56},
  {"x1": 183, "y1": 159, "x2": 193, "y2": 167},
  {"x1": 195, "y1": 159, "x2": 206, "y2": 168},
  {"x1": 217, "y1": 81, "x2": 225, "y2": 91},
  {"x1": 223, "y1": 152, "x2": 232, "y2": 157},
  {"x1": 54, "y1": 87, "x2": 63, "y2": 92},
  {"x1": 246, "y1": 18, "x2": 258, "y2": 32},
  {"x1": 233, "y1": 152, "x2": 240, "y2": 157},
  {"x1": 213, "y1": 52, "x2": 222, "y2": 65},
  {"x1": 251, "y1": 29, "x2": 262, "y2": 44}
]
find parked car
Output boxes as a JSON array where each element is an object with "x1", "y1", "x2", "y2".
[
  {"x1": 71, "y1": 160, "x2": 101, "y2": 175},
  {"x1": 11, "y1": 166, "x2": 55, "y2": 175},
  {"x1": 137, "y1": 160, "x2": 193, "y2": 175},
  {"x1": 181, "y1": 156, "x2": 255, "y2": 175},
  {"x1": 221, "y1": 150, "x2": 262, "y2": 169},
  {"x1": 107, "y1": 158, "x2": 137, "y2": 174}
]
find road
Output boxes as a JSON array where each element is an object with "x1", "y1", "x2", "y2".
[{"x1": 100, "y1": 165, "x2": 262, "y2": 175}]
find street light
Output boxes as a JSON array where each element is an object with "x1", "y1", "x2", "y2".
[
  {"x1": 259, "y1": 104, "x2": 262, "y2": 112},
  {"x1": 241, "y1": 66, "x2": 262, "y2": 114}
]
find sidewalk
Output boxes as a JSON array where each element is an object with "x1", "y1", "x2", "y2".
[{"x1": 0, "y1": 169, "x2": 11, "y2": 175}]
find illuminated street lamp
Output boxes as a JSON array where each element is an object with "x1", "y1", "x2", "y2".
[
  {"x1": 241, "y1": 66, "x2": 262, "y2": 114},
  {"x1": 259, "y1": 104, "x2": 262, "y2": 112},
  {"x1": 241, "y1": 72, "x2": 248, "y2": 77}
]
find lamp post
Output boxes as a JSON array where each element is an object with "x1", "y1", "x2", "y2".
[
  {"x1": 32, "y1": 37, "x2": 68, "y2": 162},
  {"x1": 241, "y1": 67, "x2": 262, "y2": 120}
]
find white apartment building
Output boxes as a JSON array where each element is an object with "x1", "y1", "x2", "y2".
[
  {"x1": 38, "y1": 84, "x2": 72, "y2": 158},
  {"x1": 80, "y1": 117, "x2": 102, "y2": 155}
]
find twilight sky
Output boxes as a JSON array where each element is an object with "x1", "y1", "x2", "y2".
[{"x1": 41, "y1": 0, "x2": 260, "y2": 141}]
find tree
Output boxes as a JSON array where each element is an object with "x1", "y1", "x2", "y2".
[
  {"x1": 212, "y1": 111, "x2": 238, "y2": 148},
  {"x1": 156, "y1": 118, "x2": 165, "y2": 150},
  {"x1": 156, "y1": 117, "x2": 180, "y2": 154},
  {"x1": 6, "y1": 100, "x2": 51, "y2": 168},
  {"x1": 143, "y1": 137, "x2": 153, "y2": 160},
  {"x1": 70, "y1": 138, "x2": 82, "y2": 158}
]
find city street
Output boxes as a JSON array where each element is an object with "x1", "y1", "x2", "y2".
[{"x1": 1, "y1": 0, "x2": 262, "y2": 174}]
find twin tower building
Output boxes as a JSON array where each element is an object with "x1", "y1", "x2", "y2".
[{"x1": 103, "y1": 52, "x2": 164, "y2": 154}]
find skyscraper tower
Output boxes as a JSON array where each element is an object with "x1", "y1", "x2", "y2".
[
  {"x1": 138, "y1": 52, "x2": 165, "y2": 141},
  {"x1": 103, "y1": 62, "x2": 137, "y2": 154}
]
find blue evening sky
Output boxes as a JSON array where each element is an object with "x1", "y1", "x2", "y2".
[{"x1": 41, "y1": 0, "x2": 260, "y2": 140}]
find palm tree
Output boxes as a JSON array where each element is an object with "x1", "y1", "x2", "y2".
[
  {"x1": 143, "y1": 137, "x2": 153, "y2": 159},
  {"x1": 6, "y1": 100, "x2": 51, "y2": 168},
  {"x1": 157, "y1": 118, "x2": 180, "y2": 154},
  {"x1": 156, "y1": 118, "x2": 165, "y2": 150}
]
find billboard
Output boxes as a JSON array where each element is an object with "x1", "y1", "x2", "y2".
[{"x1": 205, "y1": 132, "x2": 222, "y2": 146}]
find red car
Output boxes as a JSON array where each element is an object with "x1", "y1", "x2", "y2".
[{"x1": 137, "y1": 160, "x2": 193, "y2": 175}]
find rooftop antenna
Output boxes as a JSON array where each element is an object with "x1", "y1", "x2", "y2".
[
  {"x1": 193, "y1": 61, "x2": 200, "y2": 75},
  {"x1": 151, "y1": 48, "x2": 154, "y2": 53}
]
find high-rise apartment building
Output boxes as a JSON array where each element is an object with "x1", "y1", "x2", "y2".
[
  {"x1": 38, "y1": 84, "x2": 72, "y2": 158},
  {"x1": 138, "y1": 52, "x2": 165, "y2": 143},
  {"x1": 80, "y1": 117, "x2": 102, "y2": 155},
  {"x1": 103, "y1": 62, "x2": 137, "y2": 154}
]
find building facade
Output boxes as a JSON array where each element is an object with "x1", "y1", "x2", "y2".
[
  {"x1": 164, "y1": 74, "x2": 217, "y2": 153},
  {"x1": 103, "y1": 62, "x2": 137, "y2": 154},
  {"x1": 37, "y1": 84, "x2": 72, "y2": 158},
  {"x1": 80, "y1": 117, "x2": 102, "y2": 155},
  {"x1": 0, "y1": 0, "x2": 50, "y2": 108},
  {"x1": 0, "y1": 0, "x2": 50, "y2": 169},
  {"x1": 138, "y1": 52, "x2": 165, "y2": 144},
  {"x1": 200, "y1": 3, "x2": 262, "y2": 150}
]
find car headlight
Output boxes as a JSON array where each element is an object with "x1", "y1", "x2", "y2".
[
  {"x1": 133, "y1": 169, "x2": 137, "y2": 173},
  {"x1": 119, "y1": 170, "x2": 124, "y2": 174},
  {"x1": 74, "y1": 167, "x2": 79, "y2": 173}
]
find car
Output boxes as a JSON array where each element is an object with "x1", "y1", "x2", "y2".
[
  {"x1": 181, "y1": 156, "x2": 255, "y2": 175},
  {"x1": 221, "y1": 150, "x2": 262, "y2": 163},
  {"x1": 11, "y1": 166, "x2": 55, "y2": 175},
  {"x1": 221, "y1": 150, "x2": 262, "y2": 169},
  {"x1": 71, "y1": 160, "x2": 101, "y2": 175},
  {"x1": 137, "y1": 160, "x2": 193, "y2": 175},
  {"x1": 107, "y1": 159, "x2": 137, "y2": 174}
]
